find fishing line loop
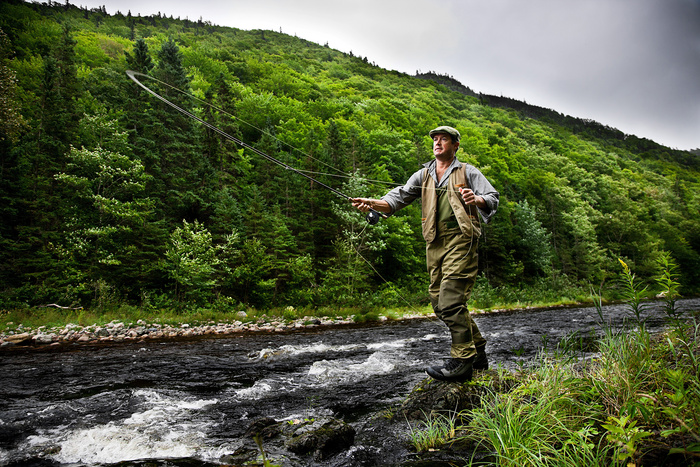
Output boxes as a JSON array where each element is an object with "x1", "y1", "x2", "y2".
[{"x1": 126, "y1": 70, "x2": 387, "y2": 222}]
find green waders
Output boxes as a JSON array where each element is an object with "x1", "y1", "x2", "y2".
[{"x1": 426, "y1": 224, "x2": 486, "y2": 360}]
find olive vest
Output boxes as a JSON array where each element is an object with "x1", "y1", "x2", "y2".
[{"x1": 421, "y1": 165, "x2": 481, "y2": 243}]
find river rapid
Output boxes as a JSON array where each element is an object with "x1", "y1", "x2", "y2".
[{"x1": 1, "y1": 298, "x2": 698, "y2": 466}]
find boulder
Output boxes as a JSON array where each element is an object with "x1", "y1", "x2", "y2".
[
  {"x1": 284, "y1": 418, "x2": 355, "y2": 461},
  {"x1": 4, "y1": 333, "x2": 32, "y2": 345},
  {"x1": 399, "y1": 372, "x2": 516, "y2": 421}
]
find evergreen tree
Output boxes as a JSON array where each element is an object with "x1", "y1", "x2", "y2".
[
  {"x1": 7, "y1": 25, "x2": 81, "y2": 303},
  {"x1": 125, "y1": 38, "x2": 153, "y2": 73}
]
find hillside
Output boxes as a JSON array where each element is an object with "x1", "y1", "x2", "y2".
[{"x1": 1, "y1": 0, "x2": 699, "y2": 311}]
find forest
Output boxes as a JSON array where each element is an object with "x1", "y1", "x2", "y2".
[{"x1": 1, "y1": 0, "x2": 699, "y2": 313}]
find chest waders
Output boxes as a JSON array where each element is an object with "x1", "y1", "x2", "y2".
[{"x1": 422, "y1": 166, "x2": 487, "y2": 360}]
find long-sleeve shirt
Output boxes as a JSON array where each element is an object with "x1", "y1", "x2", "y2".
[{"x1": 382, "y1": 158, "x2": 500, "y2": 223}]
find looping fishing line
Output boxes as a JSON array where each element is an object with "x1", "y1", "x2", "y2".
[
  {"x1": 127, "y1": 70, "x2": 481, "y2": 318},
  {"x1": 127, "y1": 70, "x2": 461, "y2": 196},
  {"x1": 127, "y1": 70, "x2": 402, "y2": 191}
]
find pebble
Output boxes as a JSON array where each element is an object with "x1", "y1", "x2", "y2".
[{"x1": 0, "y1": 315, "x2": 372, "y2": 349}]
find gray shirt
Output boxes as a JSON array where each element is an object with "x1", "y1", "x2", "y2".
[{"x1": 382, "y1": 158, "x2": 500, "y2": 223}]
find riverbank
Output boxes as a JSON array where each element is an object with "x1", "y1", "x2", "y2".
[
  {"x1": 0, "y1": 300, "x2": 601, "y2": 350},
  {"x1": 0, "y1": 315, "x2": 359, "y2": 349}
]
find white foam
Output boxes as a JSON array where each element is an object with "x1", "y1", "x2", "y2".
[
  {"x1": 255, "y1": 337, "x2": 422, "y2": 361},
  {"x1": 367, "y1": 337, "x2": 414, "y2": 350},
  {"x1": 26, "y1": 390, "x2": 217, "y2": 465},
  {"x1": 308, "y1": 352, "x2": 396, "y2": 380},
  {"x1": 234, "y1": 380, "x2": 273, "y2": 399},
  {"x1": 254, "y1": 342, "x2": 363, "y2": 360}
]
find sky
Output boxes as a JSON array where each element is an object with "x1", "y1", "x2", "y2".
[{"x1": 72, "y1": 0, "x2": 700, "y2": 150}]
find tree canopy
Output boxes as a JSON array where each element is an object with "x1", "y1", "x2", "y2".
[{"x1": 1, "y1": 0, "x2": 698, "y2": 310}]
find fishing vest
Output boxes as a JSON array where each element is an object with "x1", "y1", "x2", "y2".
[{"x1": 421, "y1": 164, "x2": 481, "y2": 243}]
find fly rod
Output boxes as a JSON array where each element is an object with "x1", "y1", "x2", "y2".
[{"x1": 126, "y1": 70, "x2": 386, "y2": 224}]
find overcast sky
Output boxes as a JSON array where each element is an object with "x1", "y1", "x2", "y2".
[{"x1": 73, "y1": 0, "x2": 700, "y2": 150}]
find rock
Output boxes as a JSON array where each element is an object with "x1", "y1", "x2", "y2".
[
  {"x1": 285, "y1": 418, "x2": 355, "y2": 461},
  {"x1": 399, "y1": 378, "x2": 481, "y2": 421},
  {"x1": 400, "y1": 372, "x2": 518, "y2": 422},
  {"x1": 245, "y1": 417, "x2": 280, "y2": 440},
  {"x1": 33, "y1": 334, "x2": 55, "y2": 344},
  {"x1": 4, "y1": 333, "x2": 32, "y2": 345}
]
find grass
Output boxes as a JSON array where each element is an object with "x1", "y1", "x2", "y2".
[
  {"x1": 406, "y1": 255, "x2": 700, "y2": 466},
  {"x1": 0, "y1": 301, "x2": 435, "y2": 335},
  {"x1": 469, "y1": 274, "x2": 599, "y2": 311},
  {"x1": 1, "y1": 272, "x2": 643, "y2": 335},
  {"x1": 407, "y1": 410, "x2": 461, "y2": 452}
]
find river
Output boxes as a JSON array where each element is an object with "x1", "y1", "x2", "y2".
[{"x1": 1, "y1": 298, "x2": 698, "y2": 466}]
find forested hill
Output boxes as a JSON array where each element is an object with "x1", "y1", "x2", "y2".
[
  {"x1": 1, "y1": 0, "x2": 699, "y2": 311},
  {"x1": 416, "y1": 72, "x2": 700, "y2": 164}
]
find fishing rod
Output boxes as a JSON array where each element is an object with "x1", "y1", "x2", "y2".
[{"x1": 126, "y1": 70, "x2": 387, "y2": 224}]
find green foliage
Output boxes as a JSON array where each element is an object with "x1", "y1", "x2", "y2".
[
  {"x1": 602, "y1": 415, "x2": 652, "y2": 464},
  {"x1": 1, "y1": 0, "x2": 699, "y2": 311},
  {"x1": 459, "y1": 257, "x2": 700, "y2": 466},
  {"x1": 163, "y1": 219, "x2": 218, "y2": 303},
  {"x1": 407, "y1": 411, "x2": 461, "y2": 452}
]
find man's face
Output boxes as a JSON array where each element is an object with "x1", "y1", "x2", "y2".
[{"x1": 433, "y1": 134, "x2": 459, "y2": 158}]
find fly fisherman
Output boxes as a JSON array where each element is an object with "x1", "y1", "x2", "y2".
[{"x1": 352, "y1": 126, "x2": 499, "y2": 382}]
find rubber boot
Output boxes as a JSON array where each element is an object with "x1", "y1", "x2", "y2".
[
  {"x1": 426, "y1": 357, "x2": 474, "y2": 382},
  {"x1": 473, "y1": 344, "x2": 489, "y2": 370}
]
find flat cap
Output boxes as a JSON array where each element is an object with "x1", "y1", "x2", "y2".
[{"x1": 429, "y1": 126, "x2": 461, "y2": 142}]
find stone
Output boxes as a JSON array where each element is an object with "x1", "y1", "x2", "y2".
[
  {"x1": 399, "y1": 378, "x2": 477, "y2": 421},
  {"x1": 33, "y1": 334, "x2": 55, "y2": 344},
  {"x1": 285, "y1": 418, "x2": 355, "y2": 460},
  {"x1": 4, "y1": 333, "x2": 31, "y2": 345}
]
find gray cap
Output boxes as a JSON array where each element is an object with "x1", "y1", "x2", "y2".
[{"x1": 429, "y1": 126, "x2": 460, "y2": 142}]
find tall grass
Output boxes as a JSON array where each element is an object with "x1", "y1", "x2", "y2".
[
  {"x1": 470, "y1": 274, "x2": 595, "y2": 311},
  {"x1": 410, "y1": 254, "x2": 699, "y2": 466}
]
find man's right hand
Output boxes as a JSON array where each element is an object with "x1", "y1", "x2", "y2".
[{"x1": 351, "y1": 198, "x2": 373, "y2": 213}]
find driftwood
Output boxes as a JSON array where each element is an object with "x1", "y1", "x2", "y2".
[{"x1": 38, "y1": 303, "x2": 84, "y2": 310}]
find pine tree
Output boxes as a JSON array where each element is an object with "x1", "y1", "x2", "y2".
[
  {"x1": 125, "y1": 38, "x2": 153, "y2": 73},
  {"x1": 9, "y1": 25, "x2": 82, "y2": 302}
]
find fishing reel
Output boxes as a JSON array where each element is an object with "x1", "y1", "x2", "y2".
[{"x1": 366, "y1": 210, "x2": 381, "y2": 225}]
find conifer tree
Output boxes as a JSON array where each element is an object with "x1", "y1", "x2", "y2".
[
  {"x1": 125, "y1": 38, "x2": 154, "y2": 73},
  {"x1": 148, "y1": 38, "x2": 212, "y2": 224},
  {"x1": 9, "y1": 26, "x2": 81, "y2": 302}
]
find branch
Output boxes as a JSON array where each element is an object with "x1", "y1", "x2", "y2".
[{"x1": 38, "y1": 303, "x2": 84, "y2": 310}]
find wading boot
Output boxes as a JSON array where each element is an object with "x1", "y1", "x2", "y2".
[
  {"x1": 426, "y1": 357, "x2": 474, "y2": 382},
  {"x1": 474, "y1": 345, "x2": 489, "y2": 371}
]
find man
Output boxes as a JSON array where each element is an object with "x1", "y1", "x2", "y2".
[{"x1": 352, "y1": 126, "x2": 499, "y2": 382}]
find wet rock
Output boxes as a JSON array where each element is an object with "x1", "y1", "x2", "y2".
[
  {"x1": 4, "y1": 333, "x2": 32, "y2": 345},
  {"x1": 400, "y1": 377, "x2": 489, "y2": 421},
  {"x1": 400, "y1": 378, "x2": 475, "y2": 421},
  {"x1": 284, "y1": 417, "x2": 355, "y2": 460},
  {"x1": 245, "y1": 416, "x2": 280, "y2": 440},
  {"x1": 33, "y1": 334, "x2": 55, "y2": 344},
  {"x1": 400, "y1": 371, "x2": 519, "y2": 422}
]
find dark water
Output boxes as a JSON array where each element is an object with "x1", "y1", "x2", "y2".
[{"x1": 1, "y1": 299, "x2": 698, "y2": 466}]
